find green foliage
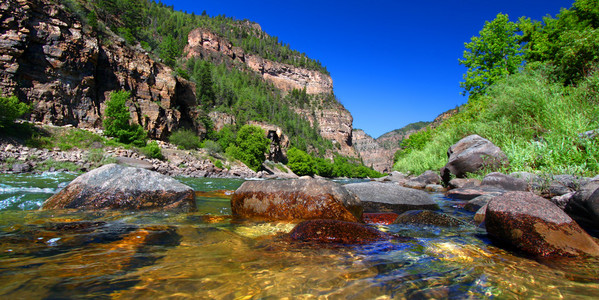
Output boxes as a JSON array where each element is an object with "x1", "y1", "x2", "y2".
[
  {"x1": 203, "y1": 140, "x2": 222, "y2": 155},
  {"x1": 140, "y1": 140, "x2": 164, "y2": 160},
  {"x1": 287, "y1": 147, "x2": 315, "y2": 176},
  {"x1": 197, "y1": 61, "x2": 215, "y2": 108},
  {"x1": 103, "y1": 90, "x2": 147, "y2": 146},
  {"x1": 459, "y1": 13, "x2": 524, "y2": 96},
  {"x1": 226, "y1": 125, "x2": 269, "y2": 171},
  {"x1": 286, "y1": 147, "x2": 382, "y2": 178},
  {"x1": 159, "y1": 35, "x2": 180, "y2": 66},
  {"x1": 216, "y1": 125, "x2": 236, "y2": 150},
  {"x1": 169, "y1": 128, "x2": 201, "y2": 150},
  {"x1": 0, "y1": 95, "x2": 30, "y2": 131}
]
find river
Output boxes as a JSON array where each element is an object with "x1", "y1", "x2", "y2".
[{"x1": 0, "y1": 172, "x2": 598, "y2": 299}]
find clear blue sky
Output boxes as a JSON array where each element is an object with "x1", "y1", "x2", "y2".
[{"x1": 160, "y1": 0, "x2": 573, "y2": 138}]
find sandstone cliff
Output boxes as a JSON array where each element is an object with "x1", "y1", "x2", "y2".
[
  {"x1": 352, "y1": 129, "x2": 393, "y2": 173},
  {"x1": 0, "y1": 0, "x2": 200, "y2": 139},
  {"x1": 185, "y1": 28, "x2": 333, "y2": 95}
]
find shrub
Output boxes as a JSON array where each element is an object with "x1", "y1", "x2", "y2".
[
  {"x1": 287, "y1": 147, "x2": 315, "y2": 176},
  {"x1": 203, "y1": 140, "x2": 222, "y2": 155},
  {"x1": 228, "y1": 125, "x2": 269, "y2": 171},
  {"x1": 0, "y1": 95, "x2": 30, "y2": 131},
  {"x1": 140, "y1": 141, "x2": 164, "y2": 160},
  {"x1": 103, "y1": 90, "x2": 147, "y2": 146},
  {"x1": 169, "y1": 128, "x2": 201, "y2": 150}
]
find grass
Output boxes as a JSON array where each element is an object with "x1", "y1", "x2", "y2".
[{"x1": 393, "y1": 66, "x2": 599, "y2": 177}]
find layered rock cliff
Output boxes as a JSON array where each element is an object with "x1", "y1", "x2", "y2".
[
  {"x1": 185, "y1": 28, "x2": 333, "y2": 95},
  {"x1": 185, "y1": 27, "x2": 356, "y2": 157},
  {"x1": 352, "y1": 129, "x2": 392, "y2": 173},
  {"x1": 0, "y1": 0, "x2": 200, "y2": 139}
]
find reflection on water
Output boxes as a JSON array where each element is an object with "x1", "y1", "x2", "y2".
[{"x1": 0, "y1": 174, "x2": 598, "y2": 299}]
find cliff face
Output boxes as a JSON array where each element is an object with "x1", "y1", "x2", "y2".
[
  {"x1": 352, "y1": 129, "x2": 392, "y2": 173},
  {"x1": 186, "y1": 27, "x2": 356, "y2": 157},
  {"x1": 185, "y1": 28, "x2": 333, "y2": 95},
  {"x1": 0, "y1": 0, "x2": 200, "y2": 139}
]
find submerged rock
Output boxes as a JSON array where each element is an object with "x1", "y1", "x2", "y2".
[
  {"x1": 440, "y1": 135, "x2": 508, "y2": 185},
  {"x1": 363, "y1": 212, "x2": 400, "y2": 225},
  {"x1": 230, "y1": 178, "x2": 362, "y2": 222},
  {"x1": 393, "y1": 210, "x2": 465, "y2": 227},
  {"x1": 42, "y1": 164, "x2": 196, "y2": 212},
  {"x1": 485, "y1": 191, "x2": 599, "y2": 257},
  {"x1": 344, "y1": 182, "x2": 438, "y2": 213},
  {"x1": 289, "y1": 219, "x2": 392, "y2": 244}
]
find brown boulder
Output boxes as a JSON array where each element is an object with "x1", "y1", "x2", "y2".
[
  {"x1": 481, "y1": 172, "x2": 528, "y2": 191},
  {"x1": 42, "y1": 164, "x2": 196, "y2": 212},
  {"x1": 230, "y1": 178, "x2": 362, "y2": 222},
  {"x1": 485, "y1": 191, "x2": 599, "y2": 257},
  {"x1": 363, "y1": 212, "x2": 400, "y2": 225},
  {"x1": 393, "y1": 210, "x2": 465, "y2": 227},
  {"x1": 289, "y1": 219, "x2": 391, "y2": 244}
]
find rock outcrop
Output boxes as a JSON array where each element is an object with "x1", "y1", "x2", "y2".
[
  {"x1": 42, "y1": 164, "x2": 197, "y2": 212},
  {"x1": 230, "y1": 178, "x2": 363, "y2": 222},
  {"x1": 185, "y1": 28, "x2": 333, "y2": 95},
  {"x1": 0, "y1": 0, "x2": 200, "y2": 140},
  {"x1": 485, "y1": 191, "x2": 599, "y2": 257},
  {"x1": 351, "y1": 129, "x2": 392, "y2": 173}
]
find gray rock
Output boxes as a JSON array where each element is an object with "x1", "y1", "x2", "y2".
[
  {"x1": 445, "y1": 186, "x2": 505, "y2": 201},
  {"x1": 344, "y1": 182, "x2": 438, "y2": 213},
  {"x1": 440, "y1": 135, "x2": 508, "y2": 185},
  {"x1": 464, "y1": 194, "x2": 497, "y2": 212},
  {"x1": 414, "y1": 170, "x2": 441, "y2": 185},
  {"x1": 565, "y1": 180, "x2": 599, "y2": 230},
  {"x1": 11, "y1": 163, "x2": 31, "y2": 173},
  {"x1": 481, "y1": 172, "x2": 528, "y2": 191},
  {"x1": 115, "y1": 157, "x2": 154, "y2": 170},
  {"x1": 510, "y1": 172, "x2": 545, "y2": 191},
  {"x1": 448, "y1": 178, "x2": 481, "y2": 189},
  {"x1": 42, "y1": 164, "x2": 196, "y2": 212}
]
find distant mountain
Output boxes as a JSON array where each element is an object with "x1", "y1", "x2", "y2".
[{"x1": 376, "y1": 121, "x2": 431, "y2": 151}]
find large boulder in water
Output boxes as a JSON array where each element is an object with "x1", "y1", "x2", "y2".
[
  {"x1": 289, "y1": 219, "x2": 392, "y2": 244},
  {"x1": 344, "y1": 182, "x2": 438, "y2": 213},
  {"x1": 440, "y1": 135, "x2": 508, "y2": 185},
  {"x1": 42, "y1": 164, "x2": 196, "y2": 212},
  {"x1": 564, "y1": 180, "x2": 599, "y2": 231},
  {"x1": 230, "y1": 178, "x2": 362, "y2": 222},
  {"x1": 485, "y1": 191, "x2": 599, "y2": 257}
]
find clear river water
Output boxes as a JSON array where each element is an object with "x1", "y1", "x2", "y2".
[{"x1": 0, "y1": 172, "x2": 598, "y2": 299}]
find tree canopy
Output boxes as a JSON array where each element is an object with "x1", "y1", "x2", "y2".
[{"x1": 459, "y1": 13, "x2": 524, "y2": 96}]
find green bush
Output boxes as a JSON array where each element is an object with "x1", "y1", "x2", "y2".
[
  {"x1": 169, "y1": 128, "x2": 201, "y2": 150},
  {"x1": 287, "y1": 147, "x2": 315, "y2": 176},
  {"x1": 0, "y1": 95, "x2": 30, "y2": 131},
  {"x1": 227, "y1": 125, "x2": 269, "y2": 172},
  {"x1": 203, "y1": 140, "x2": 222, "y2": 155},
  {"x1": 140, "y1": 141, "x2": 164, "y2": 160},
  {"x1": 103, "y1": 90, "x2": 147, "y2": 147}
]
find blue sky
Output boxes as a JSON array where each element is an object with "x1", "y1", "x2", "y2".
[{"x1": 160, "y1": 0, "x2": 573, "y2": 138}]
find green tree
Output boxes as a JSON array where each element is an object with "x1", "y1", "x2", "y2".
[
  {"x1": 227, "y1": 125, "x2": 269, "y2": 171},
  {"x1": 197, "y1": 61, "x2": 215, "y2": 107},
  {"x1": 459, "y1": 13, "x2": 524, "y2": 96},
  {"x1": 159, "y1": 35, "x2": 180, "y2": 66},
  {"x1": 0, "y1": 95, "x2": 30, "y2": 131},
  {"x1": 287, "y1": 147, "x2": 315, "y2": 176},
  {"x1": 103, "y1": 90, "x2": 146, "y2": 146}
]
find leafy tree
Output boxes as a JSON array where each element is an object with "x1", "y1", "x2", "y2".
[
  {"x1": 103, "y1": 90, "x2": 147, "y2": 146},
  {"x1": 287, "y1": 147, "x2": 315, "y2": 176},
  {"x1": 0, "y1": 95, "x2": 30, "y2": 131},
  {"x1": 227, "y1": 125, "x2": 269, "y2": 171},
  {"x1": 459, "y1": 13, "x2": 524, "y2": 96},
  {"x1": 197, "y1": 61, "x2": 216, "y2": 107}
]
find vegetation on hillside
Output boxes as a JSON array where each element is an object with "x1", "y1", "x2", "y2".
[
  {"x1": 394, "y1": 0, "x2": 599, "y2": 177},
  {"x1": 287, "y1": 147, "x2": 383, "y2": 178}
]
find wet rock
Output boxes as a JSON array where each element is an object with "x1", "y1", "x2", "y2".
[
  {"x1": 393, "y1": 210, "x2": 465, "y2": 227},
  {"x1": 481, "y1": 172, "x2": 528, "y2": 191},
  {"x1": 231, "y1": 178, "x2": 362, "y2": 222},
  {"x1": 464, "y1": 194, "x2": 496, "y2": 212},
  {"x1": 440, "y1": 135, "x2": 508, "y2": 185},
  {"x1": 474, "y1": 203, "x2": 488, "y2": 225},
  {"x1": 425, "y1": 184, "x2": 446, "y2": 193},
  {"x1": 448, "y1": 178, "x2": 481, "y2": 189},
  {"x1": 289, "y1": 219, "x2": 392, "y2": 244},
  {"x1": 363, "y1": 212, "x2": 399, "y2": 225},
  {"x1": 565, "y1": 180, "x2": 599, "y2": 230},
  {"x1": 42, "y1": 164, "x2": 196, "y2": 212},
  {"x1": 445, "y1": 186, "x2": 505, "y2": 201},
  {"x1": 344, "y1": 182, "x2": 438, "y2": 213},
  {"x1": 485, "y1": 191, "x2": 599, "y2": 257},
  {"x1": 401, "y1": 180, "x2": 427, "y2": 190}
]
